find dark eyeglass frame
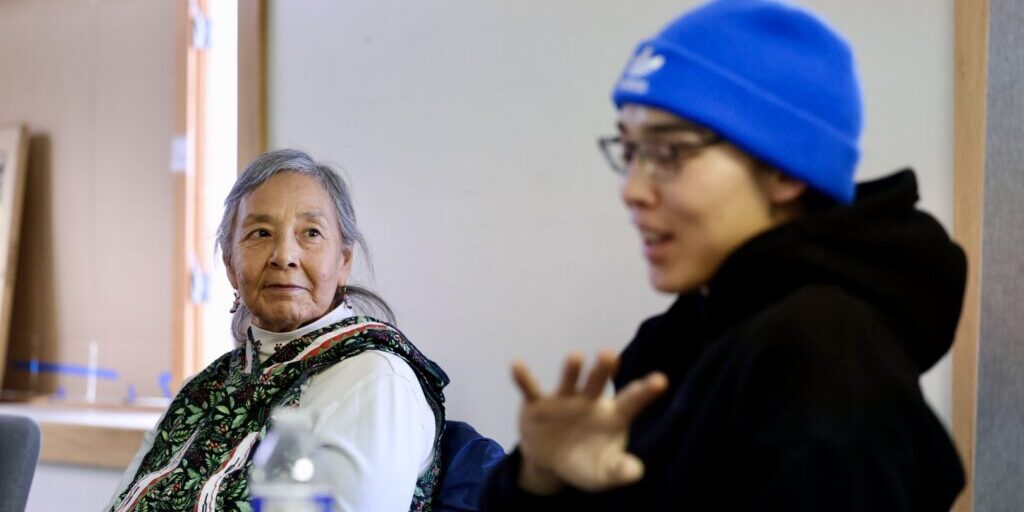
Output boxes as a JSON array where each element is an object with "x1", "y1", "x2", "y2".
[{"x1": 597, "y1": 133, "x2": 723, "y2": 181}]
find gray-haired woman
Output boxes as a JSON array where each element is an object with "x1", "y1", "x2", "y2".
[{"x1": 107, "y1": 149, "x2": 448, "y2": 512}]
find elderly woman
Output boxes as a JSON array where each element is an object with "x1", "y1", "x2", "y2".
[{"x1": 107, "y1": 149, "x2": 447, "y2": 511}]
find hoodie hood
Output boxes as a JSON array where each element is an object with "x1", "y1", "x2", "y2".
[{"x1": 705, "y1": 170, "x2": 966, "y2": 373}]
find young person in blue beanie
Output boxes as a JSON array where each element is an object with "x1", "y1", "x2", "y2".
[{"x1": 481, "y1": 1, "x2": 966, "y2": 510}]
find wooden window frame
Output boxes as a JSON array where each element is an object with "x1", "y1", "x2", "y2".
[
  {"x1": 24, "y1": 0, "x2": 267, "y2": 470},
  {"x1": 951, "y1": 0, "x2": 987, "y2": 510},
  {"x1": 172, "y1": 0, "x2": 267, "y2": 391}
]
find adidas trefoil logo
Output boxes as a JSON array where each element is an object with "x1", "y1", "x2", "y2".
[{"x1": 625, "y1": 46, "x2": 665, "y2": 78}]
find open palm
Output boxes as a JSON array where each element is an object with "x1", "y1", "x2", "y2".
[{"x1": 512, "y1": 352, "x2": 668, "y2": 494}]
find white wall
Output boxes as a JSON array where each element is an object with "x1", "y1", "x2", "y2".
[
  {"x1": 267, "y1": 0, "x2": 954, "y2": 448},
  {"x1": 24, "y1": 464, "x2": 122, "y2": 512}
]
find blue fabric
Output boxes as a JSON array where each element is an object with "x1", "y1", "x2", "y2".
[
  {"x1": 436, "y1": 421, "x2": 506, "y2": 511},
  {"x1": 0, "y1": 414, "x2": 40, "y2": 512},
  {"x1": 612, "y1": 0, "x2": 862, "y2": 204}
]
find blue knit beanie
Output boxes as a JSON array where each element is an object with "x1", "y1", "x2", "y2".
[{"x1": 612, "y1": 0, "x2": 862, "y2": 203}]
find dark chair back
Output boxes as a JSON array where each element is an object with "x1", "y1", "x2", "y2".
[
  {"x1": 435, "y1": 420, "x2": 506, "y2": 512},
  {"x1": 0, "y1": 413, "x2": 41, "y2": 512}
]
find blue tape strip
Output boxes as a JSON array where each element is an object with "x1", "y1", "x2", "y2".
[
  {"x1": 158, "y1": 371, "x2": 173, "y2": 398},
  {"x1": 12, "y1": 360, "x2": 119, "y2": 380}
]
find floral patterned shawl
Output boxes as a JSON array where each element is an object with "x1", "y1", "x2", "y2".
[{"x1": 109, "y1": 316, "x2": 448, "y2": 512}]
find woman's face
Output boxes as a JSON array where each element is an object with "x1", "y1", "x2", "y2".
[
  {"x1": 225, "y1": 172, "x2": 352, "y2": 332},
  {"x1": 619, "y1": 105, "x2": 791, "y2": 294}
]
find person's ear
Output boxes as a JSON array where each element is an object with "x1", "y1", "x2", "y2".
[
  {"x1": 224, "y1": 252, "x2": 239, "y2": 290},
  {"x1": 760, "y1": 169, "x2": 807, "y2": 207},
  {"x1": 337, "y1": 245, "x2": 354, "y2": 287}
]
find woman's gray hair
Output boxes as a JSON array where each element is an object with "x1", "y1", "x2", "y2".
[{"x1": 217, "y1": 148, "x2": 394, "y2": 344}]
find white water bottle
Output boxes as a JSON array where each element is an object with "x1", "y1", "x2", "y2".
[{"x1": 250, "y1": 408, "x2": 335, "y2": 512}]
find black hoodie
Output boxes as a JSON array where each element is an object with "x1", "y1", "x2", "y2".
[{"x1": 482, "y1": 170, "x2": 966, "y2": 511}]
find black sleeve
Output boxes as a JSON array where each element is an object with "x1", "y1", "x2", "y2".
[{"x1": 478, "y1": 448, "x2": 596, "y2": 511}]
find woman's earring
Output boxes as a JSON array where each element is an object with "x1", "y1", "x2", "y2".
[
  {"x1": 341, "y1": 285, "x2": 350, "y2": 307},
  {"x1": 230, "y1": 291, "x2": 241, "y2": 313}
]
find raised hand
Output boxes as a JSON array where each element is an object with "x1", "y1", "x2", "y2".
[{"x1": 511, "y1": 351, "x2": 668, "y2": 495}]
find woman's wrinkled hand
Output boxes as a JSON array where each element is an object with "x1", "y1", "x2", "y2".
[{"x1": 511, "y1": 351, "x2": 668, "y2": 495}]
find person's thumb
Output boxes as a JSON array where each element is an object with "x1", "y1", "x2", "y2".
[{"x1": 608, "y1": 453, "x2": 645, "y2": 485}]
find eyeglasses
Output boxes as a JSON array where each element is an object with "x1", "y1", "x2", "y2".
[{"x1": 597, "y1": 133, "x2": 722, "y2": 181}]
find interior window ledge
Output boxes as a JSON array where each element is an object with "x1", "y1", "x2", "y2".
[{"x1": 0, "y1": 403, "x2": 161, "y2": 469}]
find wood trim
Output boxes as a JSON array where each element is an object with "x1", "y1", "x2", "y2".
[
  {"x1": 186, "y1": 0, "x2": 208, "y2": 379},
  {"x1": 951, "y1": 0, "x2": 988, "y2": 510},
  {"x1": 38, "y1": 422, "x2": 146, "y2": 469},
  {"x1": 0, "y1": 125, "x2": 29, "y2": 387},
  {"x1": 171, "y1": 0, "x2": 189, "y2": 396},
  {"x1": 238, "y1": 0, "x2": 268, "y2": 172},
  {"x1": 172, "y1": 0, "x2": 211, "y2": 391}
]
